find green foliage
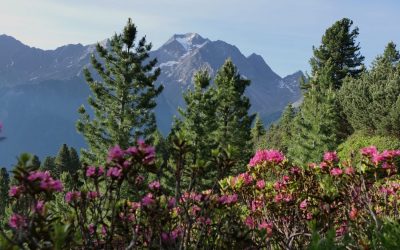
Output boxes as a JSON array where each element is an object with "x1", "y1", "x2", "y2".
[
  {"x1": 310, "y1": 17, "x2": 364, "y2": 90},
  {"x1": 289, "y1": 71, "x2": 341, "y2": 164},
  {"x1": 76, "y1": 18, "x2": 163, "y2": 163},
  {"x1": 0, "y1": 168, "x2": 10, "y2": 218},
  {"x1": 41, "y1": 156, "x2": 57, "y2": 176},
  {"x1": 340, "y1": 42, "x2": 400, "y2": 137},
  {"x1": 170, "y1": 60, "x2": 255, "y2": 192},
  {"x1": 251, "y1": 114, "x2": 266, "y2": 151},
  {"x1": 68, "y1": 147, "x2": 81, "y2": 174},
  {"x1": 31, "y1": 155, "x2": 41, "y2": 169},
  {"x1": 337, "y1": 132, "x2": 400, "y2": 161},
  {"x1": 264, "y1": 104, "x2": 296, "y2": 152},
  {"x1": 55, "y1": 144, "x2": 70, "y2": 177}
]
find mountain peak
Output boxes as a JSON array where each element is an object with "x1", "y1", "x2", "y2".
[{"x1": 165, "y1": 33, "x2": 209, "y2": 51}]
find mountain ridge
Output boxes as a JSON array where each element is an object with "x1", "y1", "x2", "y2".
[{"x1": 0, "y1": 33, "x2": 303, "y2": 168}]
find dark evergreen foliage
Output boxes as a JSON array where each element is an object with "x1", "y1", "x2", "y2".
[{"x1": 77, "y1": 18, "x2": 163, "y2": 163}]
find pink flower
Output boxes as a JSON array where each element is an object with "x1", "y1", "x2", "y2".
[
  {"x1": 249, "y1": 149, "x2": 285, "y2": 167},
  {"x1": 244, "y1": 216, "x2": 255, "y2": 229},
  {"x1": 161, "y1": 232, "x2": 170, "y2": 242},
  {"x1": 9, "y1": 185, "x2": 23, "y2": 197},
  {"x1": 283, "y1": 194, "x2": 293, "y2": 202},
  {"x1": 226, "y1": 194, "x2": 238, "y2": 204},
  {"x1": 149, "y1": 180, "x2": 161, "y2": 190},
  {"x1": 290, "y1": 166, "x2": 301, "y2": 175},
  {"x1": 87, "y1": 191, "x2": 99, "y2": 200},
  {"x1": 274, "y1": 193, "x2": 283, "y2": 203},
  {"x1": 238, "y1": 172, "x2": 253, "y2": 185},
  {"x1": 107, "y1": 167, "x2": 122, "y2": 179},
  {"x1": 168, "y1": 197, "x2": 176, "y2": 209},
  {"x1": 306, "y1": 213, "x2": 313, "y2": 220},
  {"x1": 107, "y1": 145, "x2": 124, "y2": 161},
  {"x1": 86, "y1": 166, "x2": 96, "y2": 177},
  {"x1": 330, "y1": 168, "x2": 343, "y2": 176},
  {"x1": 258, "y1": 221, "x2": 273, "y2": 236},
  {"x1": 141, "y1": 193, "x2": 155, "y2": 207},
  {"x1": 273, "y1": 181, "x2": 284, "y2": 191},
  {"x1": 372, "y1": 153, "x2": 386, "y2": 165},
  {"x1": 320, "y1": 161, "x2": 328, "y2": 169},
  {"x1": 102, "y1": 225, "x2": 107, "y2": 236},
  {"x1": 360, "y1": 146, "x2": 378, "y2": 157},
  {"x1": 27, "y1": 171, "x2": 63, "y2": 192},
  {"x1": 300, "y1": 199, "x2": 307, "y2": 210},
  {"x1": 256, "y1": 179, "x2": 265, "y2": 190},
  {"x1": 323, "y1": 151, "x2": 338, "y2": 162},
  {"x1": 88, "y1": 224, "x2": 95, "y2": 235},
  {"x1": 125, "y1": 146, "x2": 138, "y2": 155},
  {"x1": 65, "y1": 191, "x2": 81, "y2": 203},
  {"x1": 9, "y1": 214, "x2": 26, "y2": 229},
  {"x1": 349, "y1": 207, "x2": 358, "y2": 220},
  {"x1": 282, "y1": 175, "x2": 290, "y2": 184},
  {"x1": 344, "y1": 167, "x2": 355, "y2": 175},
  {"x1": 35, "y1": 200, "x2": 45, "y2": 214},
  {"x1": 336, "y1": 222, "x2": 348, "y2": 237}
]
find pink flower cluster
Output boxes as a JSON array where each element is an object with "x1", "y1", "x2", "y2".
[
  {"x1": 360, "y1": 146, "x2": 400, "y2": 165},
  {"x1": 218, "y1": 194, "x2": 238, "y2": 205},
  {"x1": 249, "y1": 149, "x2": 285, "y2": 167},
  {"x1": 8, "y1": 214, "x2": 26, "y2": 229},
  {"x1": 27, "y1": 171, "x2": 63, "y2": 192},
  {"x1": 107, "y1": 140, "x2": 156, "y2": 165},
  {"x1": 323, "y1": 151, "x2": 338, "y2": 162},
  {"x1": 148, "y1": 180, "x2": 161, "y2": 190},
  {"x1": 65, "y1": 191, "x2": 81, "y2": 203},
  {"x1": 86, "y1": 166, "x2": 104, "y2": 178}
]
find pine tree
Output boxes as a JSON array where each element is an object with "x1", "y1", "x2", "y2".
[
  {"x1": 212, "y1": 59, "x2": 255, "y2": 168},
  {"x1": 264, "y1": 104, "x2": 296, "y2": 153},
  {"x1": 30, "y1": 155, "x2": 41, "y2": 169},
  {"x1": 310, "y1": 18, "x2": 364, "y2": 90},
  {"x1": 289, "y1": 64, "x2": 341, "y2": 163},
  {"x1": 340, "y1": 42, "x2": 400, "y2": 137},
  {"x1": 55, "y1": 144, "x2": 70, "y2": 176},
  {"x1": 0, "y1": 167, "x2": 10, "y2": 217},
  {"x1": 41, "y1": 156, "x2": 56, "y2": 172},
  {"x1": 68, "y1": 147, "x2": 81, "y2": 174},
  {"x1": 77, "y1": 18, "x2": 163, "y2": 163},
  {"x1": 251, "y1": 114, "x2": 266, "y2": 151}
]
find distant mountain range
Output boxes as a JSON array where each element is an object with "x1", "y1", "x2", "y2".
[{"x1": 0, "y1": 33, "x2": 302, "y2": 168}]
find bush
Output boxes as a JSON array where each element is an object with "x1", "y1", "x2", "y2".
[{"x1": 1, "y1": 144, "x2": 399, "y2": 249}]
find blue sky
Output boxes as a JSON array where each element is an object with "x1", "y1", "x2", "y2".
[{"x1": 1, "y1": 0, "x2": 399, "y2": 76}]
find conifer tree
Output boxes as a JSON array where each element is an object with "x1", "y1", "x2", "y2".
[
  {"x1": 340, "y1": 42, "x2": 400, "y2": 137},
  {"x1": 264, "y1": 104, "x2": 296, "y2": 153},
  {"x1": 251, "y1": 114, "x2": 266, "y2": 150},
  {"x1": 289, "y1": 64, "x2": 341, "y2": 163},
  {"x1": 41, "y1": 156, "x2": 58, "y2": 177},
  {"x1": 77, "y1": 18, "x2": 163, "y2": 163},
  {"x1": 55, "y1": 144, "x2": 70, "y2": 176},
  {"x1": 68, "y1": 147, "x2": 81, "y2": 174},
  {"x1": 31, "y1": 155, "x2": 41, "y2": 169},
  {"x1": 0, "y1": 167, "x2": 10, "y2": 217},
  {"x1": 212, "y1": 59, "x2": 255, "y2": 168},
  {"x1": 310, "y1": 18, "x2": 364, "y2": 90}
]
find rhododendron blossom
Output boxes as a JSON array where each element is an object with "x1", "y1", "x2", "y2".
[
  {"x1": 107, "y1": 167, "x2": 122, "y2": 178},
  {"x1": 330, "y1": 168, "x2": 343, "y2": 176},
  {"x1": 300, "y1": 199, "x2": 307, "y2": 210},
  {"x1": 107, "y1": 145, "x2": 124, "y2": 161},
  {"x1": 323, "y1": 151, "x2": 338, "y2": 162},
  {"x1": 256, "y1": 179, "x2": 265, "y2": 190},
  {"x1": 9, "y1": 214, "x2": 26, "y2": 229},
  {"x1": 360, "y1": 146, "x2": 378, "y2": 157},
  {"x1": 148, "y1": 180, "x2": 161, "y2": 190},
  {"x1": 9, "y1": 185, "x2": 24, "y2": 197},
  {"x1": 249, "y1": 149, "x2": 285, "y2": 166},
  {"x1": 65, "y1": 191, "x2": 81, "y2": 203}
]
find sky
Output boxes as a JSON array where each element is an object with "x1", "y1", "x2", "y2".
[{"x1": 1, "y1": 0, "x2": 399, "y2": 76}]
